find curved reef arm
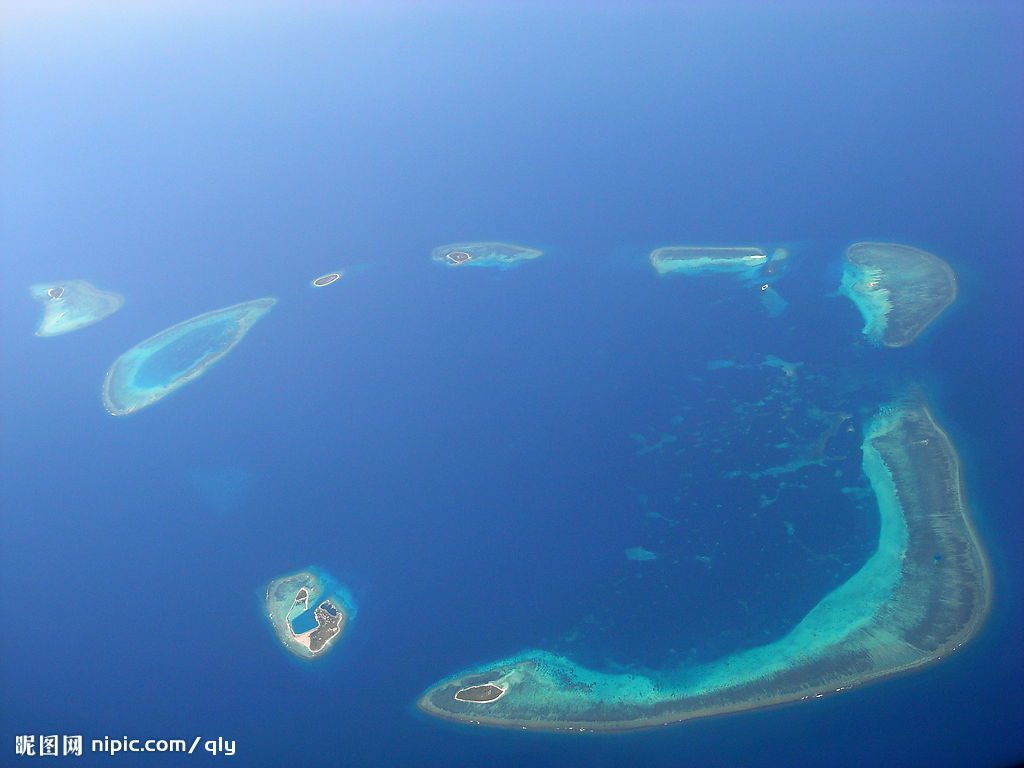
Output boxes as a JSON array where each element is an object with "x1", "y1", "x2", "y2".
[{"x1": 417, "y1": 402, "x2": 991, "y2": 732}]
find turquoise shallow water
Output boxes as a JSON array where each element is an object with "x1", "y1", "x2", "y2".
[
  {"x1": 1, "y1": 3, "x2": 1022, "y2": 767},
  {"x1": 132, "y1": 320, "x2": 237, "y2": 389}
]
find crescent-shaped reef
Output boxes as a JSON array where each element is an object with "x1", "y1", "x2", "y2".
[
  {"x1": 431, "y1": 242, "x2": 543, "y2": 269},
  {"x1": 417, "y1": 401, "x2": 990, "y2": 732},
  {"x1": 102, "y1": 298, "x2": 276, "y2": 416},
  {"x1": 265, "y1": 568, "x2": 355, "y2": 659},
  {"x1": 839, "y1": 242, "x2": 957, "y2": 347},
  {"x1": 30, "y1": 280, "x2": 123, "y2": 336}
]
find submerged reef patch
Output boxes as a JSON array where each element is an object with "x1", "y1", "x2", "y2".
[
  {"x1": 625, "y1": 546, "x2": 658, "y2": 561},
  {"x1": 839, "y1": 242, "x2": 957, "y2": 347},
  {"x1": 417, "y1": 401, "x2": 990, "y2": 732},
  {"x1": 102, "y1": 298, "x2": 276, "y2": 416},
  {"x1": 30, "y1": 280, "x2": 123, "y2": 336},
  {"x1": 759, "y1": 283, "x2": 788, "y2": 317}
]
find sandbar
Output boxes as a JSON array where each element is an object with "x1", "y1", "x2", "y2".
[{"x1": 650, "y1": 246, "x2": 772, "y2": 276}]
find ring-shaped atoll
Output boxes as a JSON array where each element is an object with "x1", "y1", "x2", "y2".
[
  {"x1": 839, "y1": 242, "x2": 957, "y2": 347},
  {"x1": 431, "y1": 242, "x2": 543, "y2": 269},
  {"x1": 102, "y1": 298, "x2": 276, "y2": 416},
  {"x1": 265, "y1": 567, "x2": 355, "y2": 660},
  {"x1": 417, "y1": 401, "x2": 991, "y2": 732},
  {"x1": 30, "y1": 280, "x2": 124, "y2": 336}
]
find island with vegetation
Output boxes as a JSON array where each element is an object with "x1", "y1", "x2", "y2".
[
  {"x1": 431, "y1": 242, "x2": 543, "y2": 269},
  {"x1": 417, "y1": 400, "x2": 991, "y2": 732},
  {"x1": 265, "y1": 567, "x2": 355, "y2": 659},
  {"x1": 839, "y1": 242, "x2": 957, "y2": 347},
  {"x1": 30, "y1": 280, "x2": 124, "y2": 336},
  {"x1": 311, "y1": 272, "x2": 342, "y2": 288},
  {"x1": 102, "y1": 298, "x2": 276, "y2": 416}
]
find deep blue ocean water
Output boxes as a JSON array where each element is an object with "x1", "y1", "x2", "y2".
[{"x1": 2, "y1": 4, "x2": 1022, "y2": 767}]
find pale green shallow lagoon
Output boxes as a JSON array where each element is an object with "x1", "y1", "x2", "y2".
[{"x1": 102, "y1": 298, "x2": 276, "y2": 416}]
